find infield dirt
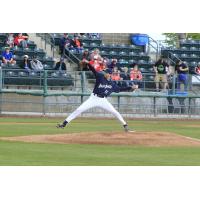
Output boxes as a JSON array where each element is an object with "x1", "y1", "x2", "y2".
[{"x1": 1, "y1": 131, "x2": 200, "y2": 147}]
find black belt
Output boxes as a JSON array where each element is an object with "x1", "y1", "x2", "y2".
[{"x1": 93, "y1": 93, "x2": 105, "y2": 98}]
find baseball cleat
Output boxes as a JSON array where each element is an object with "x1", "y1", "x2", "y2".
[
  {"x1": 56, "y1": 120, "x2": 68, "y2": 129},
  {"x1": 123, "y1": 124, "x2": 135, "y2": 133},
  {"x1": 56, "y1": 123, "x2": 65, "y2": 128}
]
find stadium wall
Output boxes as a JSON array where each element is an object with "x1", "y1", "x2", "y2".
[
  {"x1": 101, "y1": 33, "x2": 131, "y2": 44},
  {"x1": 1, "y1": 93, "x2": 200, "y2": 118}
]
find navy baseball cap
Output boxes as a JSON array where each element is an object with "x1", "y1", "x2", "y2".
[{"x1": 104, "y1": 68, "x2": 112, "y2": 74}]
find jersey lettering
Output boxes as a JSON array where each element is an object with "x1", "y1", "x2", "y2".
[{"x1": 98, "y1": 84, "x2": 112, "y2": 89}]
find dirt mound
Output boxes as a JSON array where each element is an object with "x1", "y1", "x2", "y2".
[{"x1": 1, "y1": 131, "x2": 200, "y2": 147}]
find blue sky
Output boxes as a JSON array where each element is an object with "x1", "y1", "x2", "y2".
[{"x1": 147, "y1": 33, "x2": 166, "y2": 41}]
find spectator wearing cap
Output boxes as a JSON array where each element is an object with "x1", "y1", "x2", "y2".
[
  {"x1": 54, "y1": 57, "x2": 67, "y2": 71},
  {"x1": 175, "y1": 60, "x2": 189, "y2": 91},
  {"x1": 14, "y1": 33, "x2": 29, "y2": 48},
  {"x1": 1, "y1": 47, "x2": 16, "y2": 65},
  {"x1": 30, "y1": 56, "x2": 44, "y2": 71},
  {"x1": 20, "y1": 55, "x2": 32, "y2": 71},
  {"x1": 130, "y1": 63, "x2": 143, "y2": 89}
]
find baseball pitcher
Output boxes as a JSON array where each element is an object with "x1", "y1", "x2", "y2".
[{"x1": 57, "y1": 63, "x2": 137, "y2": 132}]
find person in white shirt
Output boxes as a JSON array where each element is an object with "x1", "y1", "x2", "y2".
[{"x1": 30, "y1": 56, "x2": 44, "y2": 71}]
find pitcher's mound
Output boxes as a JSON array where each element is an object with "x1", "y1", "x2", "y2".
[{"x1": 1, "y1": 131, "x2": 200, "y2": 147}]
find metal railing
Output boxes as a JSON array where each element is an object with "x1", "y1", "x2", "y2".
[
  {"x1": 148, "y1": 36, "x2": 159, "y2": 60},
  {"x1": 1, "y1": 68, "x2": 200, "y2": 117},
  {"x1": 37, "y1": 33, "x2": 57, "y2": 57},
  {"x1": 63, "y1": 48, "x2": 81, "y2": 66},
  {"x1": 0, "y1": 68, "x2": 199, "y2": 94}
]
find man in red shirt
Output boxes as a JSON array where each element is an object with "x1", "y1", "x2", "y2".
[{"x1": 14, "y1": 33, "x2": 29, "y2": 48}]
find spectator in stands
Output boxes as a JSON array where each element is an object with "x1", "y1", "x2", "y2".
[
  {"x1": 20, "y1": 55, "x2": 32, "y2": 71},
  {"x1": 71, "y1": 35, "x2": 83, "y2": 53},
  {"x1": 6, "y1": 33, "x2": 15, "y2": 48},
  {"x1": 59, "y1": 33, "x2": 71, "y2": 55},
  {"x1": 120, "y1": 67, "x2": 130, "y2": 87},
  {"x1": 1, "y1": 47, "x2": 16, "y2": 65},
  {"x1": 90, "y1": 48, "x2": 101, "y2": 60},
  {"x1": 87, "y1": 33, "x2": 101, "y2": 39},
  {"x1": 111, "y1": 67, "x2": 122, "y2": 81},
  {"x1": 14, "y1": 33, "x2": 29, "y2": 48},
  {"x1": 153, "y1": 56, "x2": 169, "y2": 91},
  {"x1": 88, "y1": 55, "x2": 104, "y2": 72},
  {"x1": 175, "y1": 60, "x2": 189, "y2": 91},
  {"x1": 30, "y1": 56, "x2": 44, "y2": 71},
  {"x1": 130, "y1": 63, "x2": 143, "y2": 88},
  {"x1": 107, "y1": 58, "x2": 118, "y2": 70},
  {"x1": 80, "y1": 49, "x2": 90, "y2": 71},
  {"x1": 195, "y1": 62, "x2": 200, "y2": 75},
  {"x1": 54, "y1": 57, "x2": 67, "y2": 71}
]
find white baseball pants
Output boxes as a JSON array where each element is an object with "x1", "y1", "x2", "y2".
[{"x1": 65, "y1": 93, "x2": 127, "y2": 125}]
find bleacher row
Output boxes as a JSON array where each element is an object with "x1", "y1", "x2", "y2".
[
  {"x1": 50, "y1": 33, "x2": 155, "y2": 70},
  {"x1": 161, "y1": 39, "x2": 200, "y2": 69},
  {"x1": 0, "y1": 33, "x2": 73, "y2": 87}
]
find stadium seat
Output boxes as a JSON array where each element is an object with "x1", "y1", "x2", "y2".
[
  {"x1": 128, "y1": 59, "x2": 136, "y2": 65},
  {"x1": 43, "y1": 64, "x2": 54, "y2": 70},
  {"x1": 18, "y1": 71, "x2": 29, "y2": 77},
  {"x1": 180, "y1": 46, "x2": 188, "y2": 51},
  {"x1": 180, "y1": 53, "x2": 188, "y2": 58},
  {"x1": 100, "y1": 51, "x2": 109, "y2": 57},
  {"x1": 109, "y1": 44, "x2": 118, "y2": 51},
  {"x1": 35, "y1": 48, "x2": 46, "y2": 59},
  {"x1": 119, "y1": 51, "x2": 128, "y2": 59},
  {"x1": 29, "y1": 71, "x2": 40, "y2": 77},
  {"x1": 119, "y1": 59, "x2": 128, "y2": 64},
  {"x1": 183, "y1": 61, "x2": 189, "y2": 66},
  {"x1": 50, "y1": 71, "x2": 60, "y2": 78},
  {"x1": 109, "y1": 51, "x2": 118, "y2": 56},
  {"x1": 43, "y1": 56, "x2": 55, "y2": 67},
  {"x1": 190, "y1": 46, "x2": 198, "y2": 51},
  {"x1": 190, "y1": 61, "x2": 197, "y2": 67},
  {"x1": 190, "y1": 53, "x2": 198, "y2": 58},
  {"x1": 148, "y1": 60, "x2": 155, "y2": 65},
  {"x1": 90, "y1": 42, "x2": 100, "y2": 47},
  {"x1": 138, "y1": 60, "x2": 147, "y2": 64},
  {"x1": 27, "y1": 41, "x2": 37, "y2": 50},
  {"x1": 0, "y1": 34, "x2": 7, "y2": 43},
  {"x1": 99, "y1": 43, "x2": 110, "y2": 51},
  {"x1": 6, "y1": 71, "x2": 15, "y2": 77}
]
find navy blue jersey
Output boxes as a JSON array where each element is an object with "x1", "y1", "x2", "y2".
[{"x1": 88, "y1": 64, "x2": 132, "y2": 97}]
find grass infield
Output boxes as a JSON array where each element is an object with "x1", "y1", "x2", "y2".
[{"x1": 0, "y1": 117, "x2": 200, "y2": 166}]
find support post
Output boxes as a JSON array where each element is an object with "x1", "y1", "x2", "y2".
[
  {"x1": 80, "y1": 71, "x2": 86, "y2": 103},
  {"x1": 43, "y1": 70, "x2": 48, "y2": 116},
  {"x1": 0, "y1": 68, "x2": 2, "y2": 115},
  {"x1": 117, "y1": 96, "x2": 120, "y2": 111},
  {"x1": 172, "y1": 74, "x2": 176, "y2": 95},
  {"x1": 153, "y1": 97, "x2": 156, "y2": 117}
]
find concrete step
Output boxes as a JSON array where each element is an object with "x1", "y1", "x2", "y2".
[{"x1": 28, "y1": 33, "x2": 60, "y2": 59}]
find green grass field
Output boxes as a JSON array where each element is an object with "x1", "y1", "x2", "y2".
[{"x1": 0, "y1": 117, "x2": 200, "y2": 166}]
